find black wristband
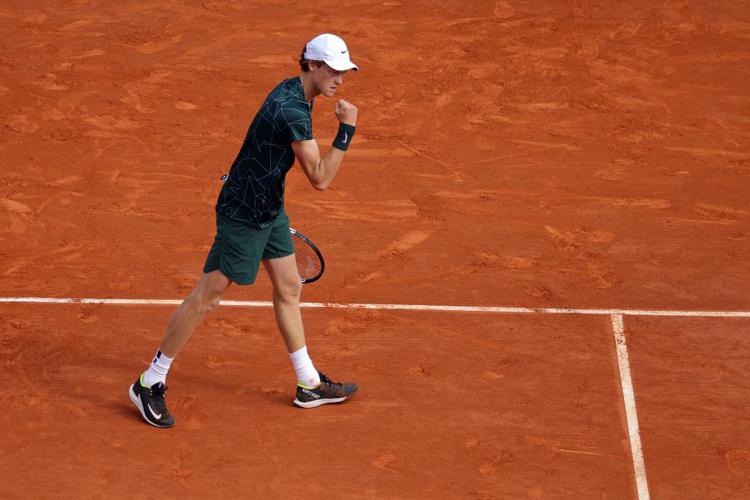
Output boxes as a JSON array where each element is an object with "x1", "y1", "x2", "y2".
[{"x1": 332, "y1": 123, "x2": 356, "y2": 151}]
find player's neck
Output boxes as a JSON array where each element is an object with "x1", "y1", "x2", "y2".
[{"x1": 299, "y1": 72, "x2": 320, "y2": 103}]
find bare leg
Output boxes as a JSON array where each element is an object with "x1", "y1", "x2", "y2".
[
  {"x1": 263, "y1": 254, "x2": 305, "y2": 353},
  {"x1": 158, "y1": 270, "x2": 232, "y2": 357},
  {"x1": 263, "y1": 254, "x2": 358, "y2": 406}
]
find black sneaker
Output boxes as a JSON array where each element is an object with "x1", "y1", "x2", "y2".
[
  {"x1": 128, "y1": 375, "x2": 175, "y2": 428},
  {"x1": 293, "y1": 372, "x2": 358, "y2": 408}
]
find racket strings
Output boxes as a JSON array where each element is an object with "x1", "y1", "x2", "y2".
[{"x1": 293, "y1": 237, "x2": 322, "y2": 280}]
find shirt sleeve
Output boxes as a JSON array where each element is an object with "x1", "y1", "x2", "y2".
[{"x1": 280, "y1": 106, "x2": 313, "y2": 143}]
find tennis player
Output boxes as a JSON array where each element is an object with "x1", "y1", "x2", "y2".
[{"x1": 129, "y1": 34, "x2": 359, "y2": 428}]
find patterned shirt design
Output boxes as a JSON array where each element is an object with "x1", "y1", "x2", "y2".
[{"x1": 216, "y1": 77, "x2": 313, "y2": 228}]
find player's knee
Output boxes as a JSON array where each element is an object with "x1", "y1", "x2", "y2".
[
  {"x1": 274, "y1": 279, "x2": 302, "y2": 303},
  {"x1": 203, "y1": 293, "x2": 223, "y2": 313},
  {"x1": 186, "y1": 288, "x2": 224, "y2": 316},
  {"x1": 188, "y1": 272, "x2": 230, "y2": 315}
]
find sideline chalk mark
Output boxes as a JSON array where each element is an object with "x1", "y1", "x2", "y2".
[
  {"x1": 611, "y1": 314, "x2": 650, "y2": 500},
  {"x1": 9, "y1": 295, "x2": 745, "y2": 496},
  {"x1": 0, "y1": 296, "x2": 749, "y2": 318}
]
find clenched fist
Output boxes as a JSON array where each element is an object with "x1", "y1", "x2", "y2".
[{"x1": 335, "y1": 99, "x2": 358, "y2": 126}]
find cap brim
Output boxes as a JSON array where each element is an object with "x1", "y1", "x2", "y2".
[{"x1": 326, "y1": 59, "x2": 359, "y2": 72}]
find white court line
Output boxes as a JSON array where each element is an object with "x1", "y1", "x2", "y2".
[
  {"x1": 10, "y1": 294, "x2": 740, "y2": 496},
  {"x1": 611, "y1": 314, "x2": 650, "y2": 500},
  {"x1": 1, "y1": 296, "x2": 750, "y2": 317}
]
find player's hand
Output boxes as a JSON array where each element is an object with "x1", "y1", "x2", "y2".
[{"x1": 335, "y1": 100, "x2": 358, "y2": 126}]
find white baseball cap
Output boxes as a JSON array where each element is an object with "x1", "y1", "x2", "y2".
[{"x1": 304, "y1": 33, "x2": 359, "y2": 72}]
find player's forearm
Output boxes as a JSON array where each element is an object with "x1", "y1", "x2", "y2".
[{"x1": 310, "y1": 147, "x2": 346, "y2": 191}]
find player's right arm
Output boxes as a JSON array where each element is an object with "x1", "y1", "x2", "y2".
[{"x1": 292, "y1": 99, "x2": 357, "y2": 191}]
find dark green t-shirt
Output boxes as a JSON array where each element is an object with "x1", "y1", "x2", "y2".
[{"x1": 216, "y1": 77, "x2": 313, "y2": 228}]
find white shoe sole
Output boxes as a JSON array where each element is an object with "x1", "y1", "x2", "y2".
[{"x1": 293, "y1": 396, "x2": 348, "y2": 408}]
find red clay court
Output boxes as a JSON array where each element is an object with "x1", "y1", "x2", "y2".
[{"x1": 1, "y1": 1, "x2": 749, "y2": 499}]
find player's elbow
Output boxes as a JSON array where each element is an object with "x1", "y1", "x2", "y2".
[{"x1": 312, "y1": 179, "x2": 330, "y2": 191}]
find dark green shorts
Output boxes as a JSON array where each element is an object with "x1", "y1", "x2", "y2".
[{"x1": 203, "y1": 211, "x2": 294, "y2": 285}]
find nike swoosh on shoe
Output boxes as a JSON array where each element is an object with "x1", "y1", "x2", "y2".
[{"x1": 148, "y1": 403, "x2": 162, "y2": 419}]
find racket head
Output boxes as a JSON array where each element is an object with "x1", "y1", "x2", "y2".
[{"x1": 289, "y1": 227, "x2": 325, "y2": 283}]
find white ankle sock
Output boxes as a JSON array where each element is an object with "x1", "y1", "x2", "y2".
[
  {"x1": 289, "y1": 346, "x2": 320, "y2": 388},
  {"x1": 142, "y1": 350, "x2": 174, "y2": 387}
]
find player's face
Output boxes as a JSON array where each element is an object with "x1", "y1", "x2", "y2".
[{"x1": 312, "y1": 62, "x2": 346, "y2": 97}]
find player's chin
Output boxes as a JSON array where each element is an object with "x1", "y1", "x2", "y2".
[{"x1": 325, "y1": 87, "x2": 337, "y2": 97}]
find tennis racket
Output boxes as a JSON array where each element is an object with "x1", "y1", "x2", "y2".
[{"x1": 290, "y1": 228, "x2": 325, "y2": 284}]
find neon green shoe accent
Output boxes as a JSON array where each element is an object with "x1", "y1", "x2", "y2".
[{"x1": 296, "y1": 381, "x2": 321, "y2": 390}]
